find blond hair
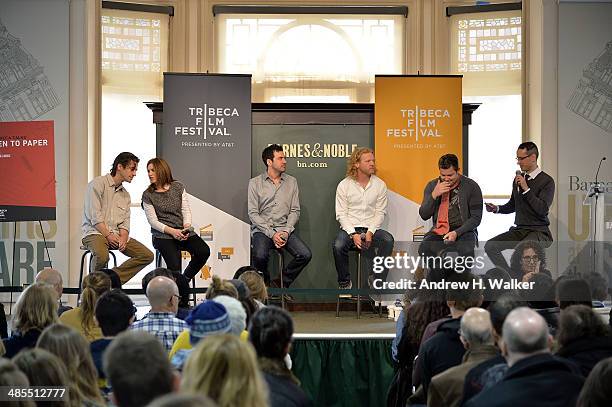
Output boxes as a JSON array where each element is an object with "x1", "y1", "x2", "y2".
[
  {"x1": 37, "y1": 324, "x2": 104, "y2": 405},
  {"x1": 12, "y1": 283, "x2": 57, "y2": 334},
  {"x1": 0, "y1": 359, "x2": 35, "y2": 407},
  {"x1": 80, "y1": 272, "x2": 111, "y2": 337},
  {"x1": 346, "y1": 147, "x2": 374, "y2": 179},
  {"x1": 182, "y1": 335, "x2": 268, "y2": 407},
  {"x1": 205, "y1": 275, "x2": 238, "y2": 300},
  {"x1": 239, "y1": 271, "x2": 268, "y2": 302}
]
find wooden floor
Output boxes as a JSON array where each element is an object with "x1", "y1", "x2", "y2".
[{"x1": 291, "y1": 310, "x2": 397, "y2": 335}]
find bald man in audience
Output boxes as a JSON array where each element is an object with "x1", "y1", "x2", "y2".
[
  {"x1": 130, "y1": 276, "x2": 187, "y2": 352},
  {"x1": 35, "y1": 268, "x2": 72, "y2": 316},
  {"x1": 465, "y1": 307, "x2": 584, "y2": 407},
  {"x1": 428, "y1": 308, "x2": 499, "y2": 407}
]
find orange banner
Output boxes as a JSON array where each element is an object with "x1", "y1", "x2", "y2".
[{"x1": 375, "y1": 76, "x2": 463, "y2": 204}]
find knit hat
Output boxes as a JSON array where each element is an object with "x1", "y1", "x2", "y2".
[
  {"x1": 186, "y1": 301, "x2": 231, "y2": 344},
  {"x1": 228, "y1": 279, "x2": 251, "y2": 301},
  {"x1": 212, "y1": 295, "x2": 247, "y2": 336}
]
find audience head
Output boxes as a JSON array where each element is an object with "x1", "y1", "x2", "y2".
[
  {"x1": 510, "y1": 240, "x2": 547, "y2": 276},
  {"x1": 483, "y1": 267, "x2": 514, "y2": 304},
  {"x1": 556, "y1": 278, "x2": 592, "y2": 309},
  {"x1": 13, "y1": 348, "x2": 77, "y2": 406},
  {"x1": 147, "y1": 276, "x2": 180, "y2": 314},
  {"x1": 403, "y1": 288, "x2": 449, "y2": 346},
  {"x1": 446, "y1": 273, "x2": 483, "y2": 313},
  {"x1": 249, "y1": 306, "x2": 294, "y2": 360},
  {"x1": 580, "y1": 272, "x2": 609, "y2": 301},
  {"x1": 460, "y1": 308, "x2": 494, "y2": 349},
  {"x1": 142, "y1": 267, "x2": 189, "y2": 308},
  {"x1": 37, "y1": 324, "x2": 103, "y2": 404},
  {"x1": 95, "y1": 289, "x2": 136, "y2": 337},
  {"x1": 523, "y1": 272, "x2": 554, "y2": 306},
  {"x1": 233, "y1": 265, "x2": 259, "y2": 279},
  {"x1": 80, "y1": 271, "x2": 112, "y2": 336},
  {"x1": 205, "y1": 275, "x2": 238, "y2": 300},
  {"x1": 185, "y1": 301, "x2": 231, "y2": 345},
  {"x1": 488, "y1": 293, "x2": 526, "y2": 338},
  {"x1": 182, "y1": 334, "x2": 268, "y2": 407},
  {"x1": 12, "y1": 282, "x2": 57, "y2": 334},
  {"x1": 576, "y1": 357, "x2": 612, "y2": 407},
  {"x1": 0, "y1": 359, "x2": 34, "y2": 407},
  {"x1": 104, "y1": 331, "x2": 177, "y2": 407},
  {"x1": 238, "y1": 271, "x2": 268, "y2": 303},
  {"x1": 211, "y1": 295, "x2": 247, "y2": 336},
  {"x1": 147, "y1": 393, "x2": 218, "y2": 407},
  {"x1": 557, "y1": 305, "x2": 610, "y2": 348},
  {"x1": 502, "y1": 307, "x2": 551, "y2": 366},
  {"x1": 34, "y1": 268, "x2": 63, "y2": 299}
]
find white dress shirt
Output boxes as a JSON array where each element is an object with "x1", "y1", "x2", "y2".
[{"x1": 335, "y1": 175, "x2": 388, "y2": 235}]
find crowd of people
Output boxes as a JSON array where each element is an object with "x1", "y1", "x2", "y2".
[
  {"x1": 388, "y1": 267, "x2": 612, "y2": 407},
  {"x1": 0, "y1": 266, "x2": 311, "y2": 407}
]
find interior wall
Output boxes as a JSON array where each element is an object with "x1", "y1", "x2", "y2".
[{"x1": 61, "y1": 0, "x2": 563, "y2": 289}]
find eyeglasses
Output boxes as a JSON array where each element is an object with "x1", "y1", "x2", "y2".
[
  {"x1": 516, "y1": 154, "x2": 532, "y2": 161},
  {"x1": 170, "y1": 294, "x2": 181, "y2": 302},
  {"x1": 521, "y1": 255, "x2": 539, "y2": 263}
]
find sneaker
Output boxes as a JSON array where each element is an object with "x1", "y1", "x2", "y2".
[{"x1": 338, "y1": 280, "x2": 352, "y2": 298}]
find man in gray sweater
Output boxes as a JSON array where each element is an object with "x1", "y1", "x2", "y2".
[
  {"x1": 484, "y1": 142, "x2": 555, "y2": 270},
  {"x1": 419, "y1": 154, "x2": 483, "y2": 276}
]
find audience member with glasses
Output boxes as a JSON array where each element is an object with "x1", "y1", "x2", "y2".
[{"x1": 508, "y1": 240, "x2": 552, "y2": 281}]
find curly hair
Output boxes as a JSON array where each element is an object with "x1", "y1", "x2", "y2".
[
  {"x1": 346, "y1": 147, "x2": 374, "y2": 179},
  {"x1": 509, "y1": 240, "x2": 547, "y2": 277}
]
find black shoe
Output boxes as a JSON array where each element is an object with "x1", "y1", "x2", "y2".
[{"x1": 338, "y1": 281, "x2": 352, "y2": 298}]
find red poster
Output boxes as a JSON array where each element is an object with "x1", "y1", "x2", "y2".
[{"x1": 0, "y1": 121, "x2": 56, "y2": 221}]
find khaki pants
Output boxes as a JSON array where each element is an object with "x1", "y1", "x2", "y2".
[{"x1": 82, "y1": 234, "x2": 154, "y2": 284}]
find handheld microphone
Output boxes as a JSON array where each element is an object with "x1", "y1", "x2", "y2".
[
  {"x1": 181, "y1": 226, "x2": 195, "y2": 235},
  {"x1": 515, "y1": 170, "x2": 522, "y2": 193}
]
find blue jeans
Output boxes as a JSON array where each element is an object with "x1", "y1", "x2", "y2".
[
  {"x1": 251, "y1": 232, "x2": 312, "y2": 287},
  {"x1": 333, "y1": 228, "x2": 394, "y2": 284}
]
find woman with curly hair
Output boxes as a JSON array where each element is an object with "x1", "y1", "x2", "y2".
[
  {"x1": 387, "y1": 288, "x2": 449, "y2": 407},
  {"x1": 509, "y1": 240, "x2": 551, "y2": 281},
  {"x1": 59, "y1": 272, "x2": 111, "y2": 341}
]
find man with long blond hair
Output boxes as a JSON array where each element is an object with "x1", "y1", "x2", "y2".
[{"x1": 334, "y1": 147, "x2": 394, "y2": 292}]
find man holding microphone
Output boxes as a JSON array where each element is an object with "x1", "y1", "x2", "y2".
[{"x1": 484, "y1": 142, "x2": 555, "y2": 270}]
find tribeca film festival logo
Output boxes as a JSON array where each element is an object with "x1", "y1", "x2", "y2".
[
  {"x1": 175, "y1": 105, "x2": 240, "y2": 148},
  {"x1": 386, "y1": 106, "x2": 451, "y2": 147}
]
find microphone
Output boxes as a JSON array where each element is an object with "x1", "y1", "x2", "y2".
[
  {"x1": 589, "y1": 157, "x2": 607, "y2": 197},
  {"x1": 181, "y1": 226, "x2": 195, "y2": 235},
  {"x1": 515, "y1": 170, "x2": 522, "y2": 193}
]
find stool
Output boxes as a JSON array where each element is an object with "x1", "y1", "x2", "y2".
[
  {"x1": 78, "y1": 246, "x2": 117, "y2": 303},
  {"x1": 273, "y1": 248, "x2": 286, "y2": 310},
  {"x1": 336, "y1": 247, "x2": 363, "y2": 319}
]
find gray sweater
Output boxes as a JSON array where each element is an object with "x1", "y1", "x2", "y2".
[{"x1": 419, "y1": 175, "x2": 483, "y2": 237}]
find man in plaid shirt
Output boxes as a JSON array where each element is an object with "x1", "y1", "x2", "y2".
[{"x1": 131, "y1": 276, "x2": 187, "y2": 352}]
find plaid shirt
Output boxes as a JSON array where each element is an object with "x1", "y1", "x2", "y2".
[{"x1": 130, "y1": 312, "x2": 187, "y2": 352}]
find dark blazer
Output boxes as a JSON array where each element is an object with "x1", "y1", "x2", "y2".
[
  {"x1": 419, "y1": 175, "x2": 483, "y2": 237},
  {"x1": 464, "y1": 353, "x2": 584, "y2": 407}
]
